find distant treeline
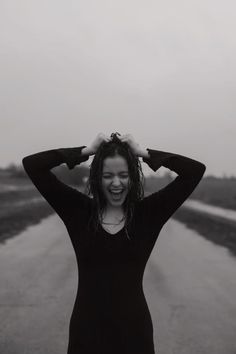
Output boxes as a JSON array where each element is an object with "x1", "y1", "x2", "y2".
[{"x1": 0, "y1": 163, "x2": 89, "y2": 186}]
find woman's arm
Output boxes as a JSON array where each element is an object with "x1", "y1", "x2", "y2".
[
  {"x1": 140, "y1": 147, "x2": 206, "y2": 231},
  {"x1": 22, "y1": 146, "x2": 91, "y2": 225}
]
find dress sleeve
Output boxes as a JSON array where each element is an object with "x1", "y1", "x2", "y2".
[
  {"x1": 141, "y1": 148, "x2": 206, "y2": 232},
  {"x1": 22, "y1": 146, "x2": 91, "y2": 225}
]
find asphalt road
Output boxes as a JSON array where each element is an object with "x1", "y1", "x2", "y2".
[{"x1": 0, "y1": 214, "x2": 236, "y2": 354}]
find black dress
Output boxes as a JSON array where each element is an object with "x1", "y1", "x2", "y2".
[{"x1": 22, "y1": 146, "x2": 206, "y2": 354}]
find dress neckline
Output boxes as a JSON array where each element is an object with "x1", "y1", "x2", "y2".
[{"x1": 99, "y1": 223, "x2": 125, "y2": 237}]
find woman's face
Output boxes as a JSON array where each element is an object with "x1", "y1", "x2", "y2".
[{"x1": 101, "y1": 154, "x2": 130, "y2": 208}]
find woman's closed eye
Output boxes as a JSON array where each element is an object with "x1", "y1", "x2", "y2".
[{"x1": 103, "y1": 174, "x2": 129, "y2": 179}]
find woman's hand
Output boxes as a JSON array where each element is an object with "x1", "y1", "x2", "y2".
[
  {"x1": 88, "y1": 133, "x2": 111, "y2": 154},
  {"x1": 119, "y1": 134, "x2": 141, "y2": 156}
]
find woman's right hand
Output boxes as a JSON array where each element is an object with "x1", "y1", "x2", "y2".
[{"x1": 88, "y1": 133, "x2": 111, "y2": 154}]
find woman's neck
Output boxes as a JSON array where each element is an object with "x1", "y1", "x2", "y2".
[{"x1": 102, "y1": 206, "x2": 125, "y2": 221}]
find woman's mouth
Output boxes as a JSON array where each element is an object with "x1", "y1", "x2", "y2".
[{"x1": 109, "y1": 190, "x2": 124, "y2": 200}]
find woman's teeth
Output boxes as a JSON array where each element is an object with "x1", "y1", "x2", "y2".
[{"x1": 110, "y1": 190, "x2": 124, "y2": 199}]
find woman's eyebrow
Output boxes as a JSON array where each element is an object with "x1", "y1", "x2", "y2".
[{"x1": 102, "y1": 171, "x2": 128, "y2": 174}]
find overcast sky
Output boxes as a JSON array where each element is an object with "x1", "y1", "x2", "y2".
[{"x1": 1, "y1": 0, "x2": 235, "y2": 177}]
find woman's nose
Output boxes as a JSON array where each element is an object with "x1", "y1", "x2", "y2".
[{"x1": 111, "y1": 176, "x2": 121, "y2": 186}]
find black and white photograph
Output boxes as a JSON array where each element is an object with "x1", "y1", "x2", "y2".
[{"x1": 1, "y1": 1, "x2": 236, "y2": 353}]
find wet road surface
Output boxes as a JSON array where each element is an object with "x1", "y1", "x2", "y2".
[{"x1": 0, "y1": 214, "x2": 236, "y2": 354}]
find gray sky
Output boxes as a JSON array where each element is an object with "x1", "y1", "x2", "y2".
[{"x1": 1, "y1": 0, "x2": 235, "y2": 177}]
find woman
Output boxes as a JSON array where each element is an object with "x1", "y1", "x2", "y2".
[{"x1": 22, "y1": 132, "x2": 206, "y2": 354}]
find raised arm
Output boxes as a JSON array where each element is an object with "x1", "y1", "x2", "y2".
[
  {"x1": 22, "y1": 146, "x2": 91, "y2": 225},
  {"x1": 140, "y1": 148, "x2": 206, "y2": 230}
]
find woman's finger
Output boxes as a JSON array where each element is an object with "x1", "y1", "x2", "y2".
[
  {"x1": 119, "y1": 135, "x2": 128, "y2": 141},
  {"x1": 104, "y1": 134, "x2": 111, "y2": 141}
]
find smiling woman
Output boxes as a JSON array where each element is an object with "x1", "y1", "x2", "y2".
[
  {"x1": 85, "y1": 132, "x2": 145, "y2": 238},
  {"x1": 22, "y1": 132, "x2": 206, "y2": 354},
  {"x1": 101, "y1": 155, "x2": 129, "y2": 205}
]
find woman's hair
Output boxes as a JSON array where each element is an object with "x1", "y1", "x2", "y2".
[{"x1": 85, "y1": 132, "x2": 145, "y2": 240}]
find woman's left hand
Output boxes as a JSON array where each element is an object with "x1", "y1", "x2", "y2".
[{"x1": 119, "y1": 134, "x2": 141, "y2": 155}]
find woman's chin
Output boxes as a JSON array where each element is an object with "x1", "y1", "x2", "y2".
[
  {"x1": 107, "y1": 195, "x2": 126, "y2": 206},
  {"x1": 109, "y1": 199, "x2": 123, "y2": 206}
]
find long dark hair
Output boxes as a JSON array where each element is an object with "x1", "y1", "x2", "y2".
[{"x1": 85, "y1": 132, "x2": 145, "y2": 240}]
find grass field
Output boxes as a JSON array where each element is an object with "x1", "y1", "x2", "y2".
[{"x1": 173, "y1": 207, "x2": 236, "y2": 257}]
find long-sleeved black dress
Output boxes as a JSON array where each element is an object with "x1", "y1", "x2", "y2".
[{"x1": 22, "y1": 146, "x2": 206, "y2": 354}]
